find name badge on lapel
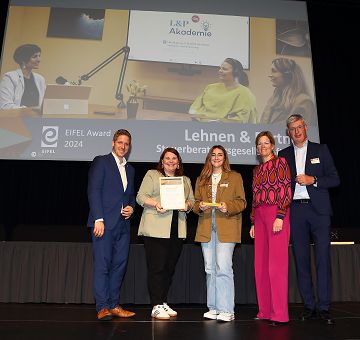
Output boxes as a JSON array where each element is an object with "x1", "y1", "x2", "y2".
[
  {"x1": 220, "y1": 183, "x2": 228, "y2": 188},
  {"x1": 310, "y1": 157, "x2": 320, "y2": 164}
]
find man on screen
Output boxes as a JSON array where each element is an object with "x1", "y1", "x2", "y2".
[
  {"x1": 279, "y1": 114, "x2": 339, "y2": 325},
  {"x1": 87, "y1": 129, "x2": 136, "y2": 321}
]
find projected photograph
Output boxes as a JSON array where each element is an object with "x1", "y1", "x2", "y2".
[
  {"x1": 47, "y1": 8, "x2": 105, "y2": 40},
  {"x1": 276, "y1": 19, "x2": 311, "y2": 57},
  {"x1": 259, "y1": 57, "x2": 317, "y2": 126},
  {"x1": 0, "y1": 2, "x2": 319, "y2": 164}
]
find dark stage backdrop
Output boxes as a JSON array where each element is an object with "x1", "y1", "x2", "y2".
[{"x1": 0, "y1": 0, "x2": 359, "y2": 242}]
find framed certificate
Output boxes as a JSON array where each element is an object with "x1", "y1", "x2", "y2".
[{"x1": 159, "y1": 176, "x2": 185, "y2": 210}]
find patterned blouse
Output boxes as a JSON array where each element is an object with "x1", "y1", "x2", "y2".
[{"x1": 251, "y1": 156, "x2": 292, "y2": 223}]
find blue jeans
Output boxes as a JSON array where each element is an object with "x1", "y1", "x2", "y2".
[{"x1": 201, "y1": 228, "x2": 236, "y2": 313}]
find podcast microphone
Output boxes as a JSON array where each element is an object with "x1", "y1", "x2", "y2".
[
  {"x1": 55, "y1": 76, "x2": 78, "y2": 85},
  {"x1": 55, "y1": 76, "x2": 70, "y2": 85}
]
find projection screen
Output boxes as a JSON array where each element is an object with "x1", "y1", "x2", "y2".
[{"x1": 0, "y1": 0, "x2": 319, "y2": 164}]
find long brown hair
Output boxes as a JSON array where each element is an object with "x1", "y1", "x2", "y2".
[
  {"x1": 264, "y1": 58, "x2": 310, "y2": 114},
  {"x1": 198, "y1": 145, "x2": 231, "y2": 185},
  {"x1": 156, "y1": 147, "x2": 184, "y2": 176}
]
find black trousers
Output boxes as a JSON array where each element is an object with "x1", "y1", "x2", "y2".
[{"x1": 142, "y1": 211, "x2": 183, "y2": 305}]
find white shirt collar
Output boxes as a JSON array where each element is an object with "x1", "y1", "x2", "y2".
[
  {"x1": 112, "y1": 152, "x2": 127, "y2": 167},
  {"x1": 292, "y1": 139, "x2": 308, "y2": 150}
]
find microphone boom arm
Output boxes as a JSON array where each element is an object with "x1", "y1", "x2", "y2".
[{"x1": 78, "y1": 46, "x2": 130, "y2": 108}]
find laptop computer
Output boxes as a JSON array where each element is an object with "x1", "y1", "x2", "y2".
[{"x1": 42, "y1": 84, "x2": 91, "y2": 115}]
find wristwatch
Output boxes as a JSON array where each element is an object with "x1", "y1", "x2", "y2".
[{"x1": 313, "y1": 176, "x2": 317, "y2": 185}]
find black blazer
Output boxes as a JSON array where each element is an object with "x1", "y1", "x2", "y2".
[{"x1": 278, "y1": 141, "x2": 340, "y2": 215}]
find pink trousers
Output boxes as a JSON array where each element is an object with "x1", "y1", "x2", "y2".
[{"x1": 254, "y1": 204, "x2": 290, "y2": 322}]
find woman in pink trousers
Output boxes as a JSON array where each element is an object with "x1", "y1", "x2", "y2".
[{"x1": 250, "y1": 130, "x2": 292, "y2": 326}]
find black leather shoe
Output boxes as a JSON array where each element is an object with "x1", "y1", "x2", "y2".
[
  {"x1": 299, "y1": 308, "x2": 317, "y2": 321},
  {"x1": 269, "y1": 321, "x2": 289, "y2": 327},
  {"x1": 318, "y1": 310, "x2": 335, "y2": 325},
  {"x1": 254, "y1": 316, "x2": 269, "y2": 321}
]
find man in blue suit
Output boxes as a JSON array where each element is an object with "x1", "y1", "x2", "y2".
[
  {"x1": 279, "y1": 114, "x2": 340, "y2": 325},
  {"x1": 87, "y1": 129, "x2": 136, "y2": 321}
]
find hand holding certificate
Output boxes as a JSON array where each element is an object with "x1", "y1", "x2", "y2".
[{"x1": 159, "y1": 177, "x2": 186, "y2": 210}]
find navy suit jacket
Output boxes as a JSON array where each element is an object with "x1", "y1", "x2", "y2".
[
  {"x1": 278, "y1": 141, "x2": 340, "y2": 216},
  {"x1": 87, "y1": 153, "x2": 135, "y2": 229}
]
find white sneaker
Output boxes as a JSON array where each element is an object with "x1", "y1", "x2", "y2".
[
  {"x1": 203, "y1": 310, "x2": 218, "y2": 320},
  {"x1": 217, "y1": 312, "x2": 235, "y2": 322},
  {"x1": 151, "y1": 305, "x2": 170, "y2": 320},
  {"x1": 162, "y1": 303, "x2": 177, "y2": 317}
]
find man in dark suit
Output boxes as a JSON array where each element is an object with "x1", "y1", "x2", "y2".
[
  {"x1": 279, "y1": 114, "x2": 340, "y2": 325},
  {"x1": 87, "y1": 129, "x2": 136, "y2": 321}
]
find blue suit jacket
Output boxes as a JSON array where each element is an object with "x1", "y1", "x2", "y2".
[
  {"x1": 87, "y1": 153, "x2": 135, "y2": 229},
  {"x1": 278, "y1": 141, "x2": 340, "y2": 216}
]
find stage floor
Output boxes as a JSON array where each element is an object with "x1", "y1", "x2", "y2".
[{"x1": 0, "y1": 303, "x2": 359, "y2": 340}]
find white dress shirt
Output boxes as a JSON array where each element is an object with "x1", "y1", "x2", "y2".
[
  {"x1": 293, "y1": 140, "x2": 310, "y2": 200},
  {"x1": 112, "y1": 152, "x2": 128, "y2": 191}
]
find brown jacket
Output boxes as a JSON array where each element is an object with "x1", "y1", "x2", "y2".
[
  {"x1": 260, "y1": 93, "x2": 317, "y2": 126},
  {"x1": 193, "y1": 170, "x2": 246, "y2": 243}
]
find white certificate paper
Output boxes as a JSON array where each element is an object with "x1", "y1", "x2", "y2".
[{"x1": 159, "y1": 176, "x2": 185, "y2": 210}]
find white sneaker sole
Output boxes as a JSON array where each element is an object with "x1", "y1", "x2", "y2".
[
  {"x1": 151, "y1": 313, "x2": 170, "y2": 320},
  {"x1": 217, "y1": 315, "x2": 235, "y2": 322},
  {"x1": 203, "y1": 313, "x2": 218, "y2": 320},
  {"x1": 166, "y1": 311, "x2": 177, "y2": 317}
]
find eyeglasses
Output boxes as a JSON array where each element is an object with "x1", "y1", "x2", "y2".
[{"x1": 288, "y1": 125, "x2": 305, "y2": 133}]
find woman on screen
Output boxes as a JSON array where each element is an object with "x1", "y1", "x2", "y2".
[
  {"x1": 188, "y1": 58, "x2": 258, "y2": 123},
  {"x1": 249, "y1": 131, "x2": 291, "y2": 326},
  {"x1": 193, "y1": 145, "x2": 246, "y2": 322},
  {"x1": 136, "y1": 147, "x2": 194, "y2": 320},
  {"x1": 0, "y1": 44, "x2": 46, "y2": 110},
  {"x1": 260, "y1": 58, "x2": 317, "y2": 126}
]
